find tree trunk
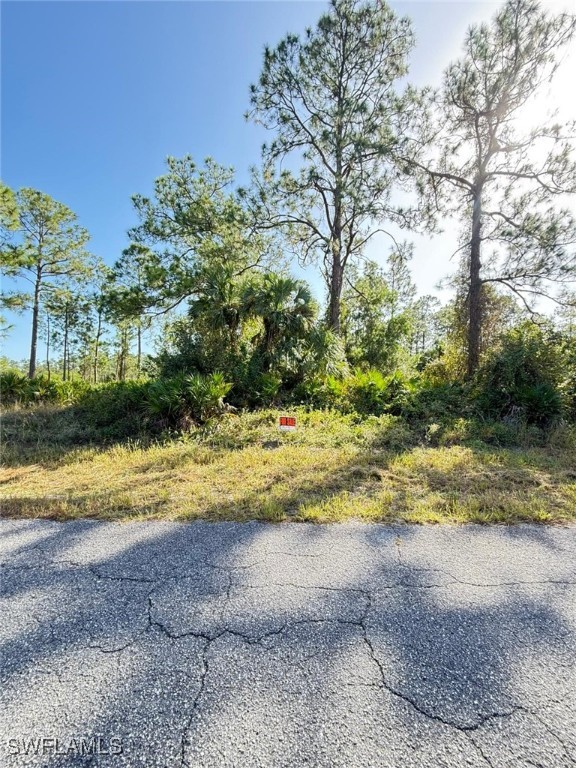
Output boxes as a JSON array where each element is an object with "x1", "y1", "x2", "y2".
[
  {"x1": 28, "y1": 266, "x2": 42, "y2": 379},
  {"x1": 46, "y1": 313, "x2": 51, "y2": 382},
  {"x1": 137, "y1": 323, "x2": 142, "y2": 378},
  {"x1": 62, "y1": 305, "x2": 69, "y2": 381},
  {"x1": 328, "y1": 252, "x2": 343, "y2": 333},
  {"x1": 328, "y1": 177, "x2": 343, "y2": 333},
  {"x1": 93, "y1": 309, "x2": 102, "y2": 384},
  {"x1": 329, "y1": 87, "x2": 344, "y2": 335},
  {"x1": 467, "y1": 189, "x2": 483, "y2": 377},
  {"x1": 118, "y1": 327, "x2": 128, "y2": 382}
]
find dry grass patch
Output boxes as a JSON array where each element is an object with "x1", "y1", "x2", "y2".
[{"x1": 1, "y1": 408, "x2": 575, "y2": 524}]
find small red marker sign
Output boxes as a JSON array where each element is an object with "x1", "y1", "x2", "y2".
[{"x1": 279, "y1": 416, "x2": 297, "y2": 431}]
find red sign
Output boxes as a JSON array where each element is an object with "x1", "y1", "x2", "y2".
[{"x1": 279, "y1": 416, "x2": 297, "y2": 430}]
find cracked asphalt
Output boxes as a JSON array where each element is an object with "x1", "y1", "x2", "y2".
[{"x1": 1, "y1": 520, "x2": 575, "y2": 767}]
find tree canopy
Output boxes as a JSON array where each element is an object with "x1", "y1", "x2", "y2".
[
  {"x1": 248, "y1": 0, "x2": 424, "y2": 333},
  {"x1": 404, "y1": 0, "x2": 576, "y2": 374},
  {"x1": 1, "y1": 188, "x2": 93, "y2": 377}
]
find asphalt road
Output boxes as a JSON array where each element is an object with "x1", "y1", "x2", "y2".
[{"x1": 1, "y1": 520, "x2": 575, "y2": 768}]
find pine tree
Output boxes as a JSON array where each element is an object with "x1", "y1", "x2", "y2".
[
  {"x1": 249, "y1": 0, "x2": 421, "y2": 333},
  {"x1": 0, "y1": 187, "x2": 92, "y2": 377},
  {"x1": 404, "y1": 0, "x2": 576, "y2": 375}
]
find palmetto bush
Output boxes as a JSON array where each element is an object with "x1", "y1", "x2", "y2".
[
  {"x1": 293, "y1": 368, "x2": 413, "y2": 416},
  {"x1": 1, "y1": 372, "x2": 93, "y2": 407},
  {"x1": 1, "y1": 371, "x2": 33, "y2": 405},
  {"x1": 24, "y1": 375, "x2": 61, "y2": 404},
  {"x1": 512, "y1": 382, "x2": 564, "y2": 425},
  {"x1": 474, "y1": 324, "x2": 566, "y2": 425},
  {"x1": 53, "y1": 379, "x2": 91, "y2": 405},
  {"x1": 1, "y1": 371, "x2": 233, "y2": 433},
  {"x1": 144, "y1": 377, "x2": 185, "y2": 424},
  {"x1": 183, "y1": 372, "x2": 232, "y2": 422},
  {"x1": 345, "y1": 369, "x2": 397, "y2": 416},
  {"x1": 142, "y1": 372, "x2": 232, "y2": 427}
]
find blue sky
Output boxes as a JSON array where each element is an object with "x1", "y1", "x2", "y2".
[{"x1": 2, "y1": 0, "x2": 568, "y2": 361}]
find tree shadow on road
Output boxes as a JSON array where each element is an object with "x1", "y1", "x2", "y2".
[{"x1": 1, "y1": 517, "x2": 575, "y2": 766}]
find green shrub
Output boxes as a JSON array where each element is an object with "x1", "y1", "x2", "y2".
[
  {"x1": 144, "y1": 377, "x2": 185, "y2": 423},
  {"x1": 238, "y1": 370, "x2": 282, "y2": 408},
  {"x1": 139, "y1": 372, "x2": 233, "y2": 427},
  {"x1": 3, "y1": 373, "x2": 234, "y2": 439},
  {"x1": 367, "y1": 414, "x2": 416, "y2": 450},
  {"x1": 1, "y1": 372, "x2": 92, "y2": 407},
  {"x1": 345, "y1": 369, "x2": 390, "y2": 415},
  {"x1": 184, "y1": 372, "x2": 232, "y2": 422},
  {"x1": 77, "y1": 381, "x2": 149, "y2": 437},
  {"x1": 1, "y1": 371, "x2": 31, "y2": 404},
  {"x1": 0, "y1": 405, "x2": 105, "y2": 462},
  {"x1": 515, "y1": 382, "x2": 563, "y2": 425},
  {"x1": 381, "y1": 371, "x2": 413, "y2": 415},
  {"x1": 27, "y1": 375, "x2": 60, "y2": 403},
  {"x1": 290, "y1": 376, "x2": 321, "y2": 406},
  {"x1": 557, "y1": 334, "x2": 576, "y2": 421},
  {"x1": 290, "y1": 369, "x2": 413, "y2": 416},
  {"x1": 342, "y1": 369, "x2": 412, "y2": 416},
  {"x1": 474, "y1": 324, "x2": 565, "y2": 425},
  {"x1": 405, "y1": 381, "x2": 469, "y2": 422},
  {"x1": 290, "y1": 375, "x2": 340, "y2": 408},
  {"x1": 53, "y1": 378, "x2": 91, "y2": 405},
  {"x1": 546, "y1": 422, "x2": 576, "y2": 451},
  {"x1": 436, "y1": 418, "x2": 535, "y2": 447}
]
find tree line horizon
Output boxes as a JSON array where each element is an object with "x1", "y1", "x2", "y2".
[{"x1": 1, "y1": 0, "x2": 575, "y2": 390}]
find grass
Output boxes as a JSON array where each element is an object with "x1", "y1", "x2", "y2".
[{"x1": 1, "y1": 406, "x2": 575, "y2": 524}]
